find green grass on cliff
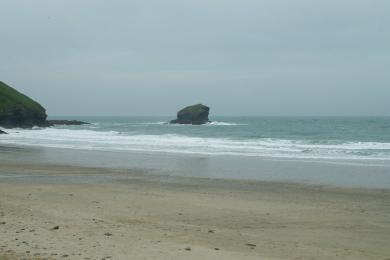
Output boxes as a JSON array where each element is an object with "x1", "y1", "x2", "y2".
[{"x1": 0, "y1": 81, "x2": 45, "y2": 114}]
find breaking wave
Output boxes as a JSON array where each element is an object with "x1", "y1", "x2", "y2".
[{"x1": 1, "y1": 128, "x2": 390, "y2": 160}]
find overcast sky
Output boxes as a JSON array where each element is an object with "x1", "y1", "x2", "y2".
[{"x1": 0, "y1": 0, "x2": 389, "y2": 116}]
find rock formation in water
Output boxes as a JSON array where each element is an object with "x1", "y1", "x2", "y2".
[
  {"x1": 170, "y1": 104, "x2": 211, "y2": 125},
  {"x1": 47, "y1": 120, "x2": 90, "y2": 126},
  {"x1": 0, "y1": 81, "x2": 48, "y2": 128}
]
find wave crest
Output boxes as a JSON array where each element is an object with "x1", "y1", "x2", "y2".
[
  {"x1": 1, "y1": 128, "x2": 390, "y2": 160},
  {"x1": 207, "y1": 121, "x2": 247, "y2": 126}
]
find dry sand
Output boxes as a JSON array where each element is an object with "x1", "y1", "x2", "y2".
[{"x1": 0, "y1": 161, "x2": 389, "y2": 260}]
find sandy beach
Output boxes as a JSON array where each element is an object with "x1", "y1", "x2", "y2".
[
  {"x1": 2, "y1": 0, "x2": 390, "y2": 258},
  {"x1": 0, "y1": 160, "x2": 390, "y2": 260}
]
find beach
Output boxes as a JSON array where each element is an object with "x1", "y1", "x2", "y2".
[
  {"x1": 2, "y1": 0, "x2": 390, "y2": 258},
  {"x1": 1, "y1": 159, "x2": 389, "y2": 260}
]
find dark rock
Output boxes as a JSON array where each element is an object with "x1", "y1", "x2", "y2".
[
  {"x1": 245, "y1": 243, "x2": 256, "y2": 248},
  {"x1": 51, "y1": 226, "x2": 60, "y2": 230},
  {"x1": 47, "y1": 120, "x2": 90, "y2": 126},
  {"x1": 0, "y1": 129, "x2": 7, "y2": 134},
  {"x1": 170, "y1": 104, "x2": 211, "y2": 125},
  {"x1": 0, "y1": 81, "x2": 48, "y2": 128}
]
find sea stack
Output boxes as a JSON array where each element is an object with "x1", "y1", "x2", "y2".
[
  {"x1": 170, "y1": 104, "x2": 211, "y2": 125},
  {"x1": 0, "y1": 81, "x2": 48, "y2": 128},
  {"x1": 46, "y1": 120, "x2": 90, "y2": 126}
]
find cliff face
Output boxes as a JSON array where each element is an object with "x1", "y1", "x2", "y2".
[
  {"x1": 0, "y1": 81, "x2": 48, "y2": 128},
  {"x1": 170, "y1": 104, "x2": 210, "y2": 125}
]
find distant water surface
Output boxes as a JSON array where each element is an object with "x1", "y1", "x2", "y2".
[{"x1": 1, "y1": 116, "x2": 390, "y2": 188}]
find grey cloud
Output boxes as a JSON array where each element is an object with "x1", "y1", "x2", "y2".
[{"x1": 0, "y1": 0, "x2": 389, "y2": 116}]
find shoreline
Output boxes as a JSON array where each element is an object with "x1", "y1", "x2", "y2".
[
  {"x1": 1, "y1": 158, "x2": 390, "y2": 192},
  {"x1": 1, "y1": 161, "x2": 390, "y2": 259},
  {"x1": 1, "y1": 144, "x2": 390, "y2": 189}
]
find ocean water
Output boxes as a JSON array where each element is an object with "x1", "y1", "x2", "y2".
[
  {"x1": 1, "y1": 116, "x2": 390, "y2": 161},
  {"x1": 2, "y1": 116, "x2": 390, "y2": 188}
]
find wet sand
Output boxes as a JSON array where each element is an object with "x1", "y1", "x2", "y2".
[{"x1": 0, "y1": 161, "x2": 390, "y2": 259}]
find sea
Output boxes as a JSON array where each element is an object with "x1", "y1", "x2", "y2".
[{"x1": 1, "y1": 116, "x2": 390, "y2": 188}]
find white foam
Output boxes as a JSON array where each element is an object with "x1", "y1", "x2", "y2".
[
  {"x1": 1, "y1": 128, "x2": 390, "y2": 160},
  {"x1": 132, "y1": 121, "x2": 246, "y2": 126},
  {"x1": 135, "y1": 122, "x2": 168, "y2": 125},
  {"x1": 207, "y1": 121, "x2": 247, "y2": 126}
]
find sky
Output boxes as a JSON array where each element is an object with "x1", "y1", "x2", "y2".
[{"x1": 0, "y1": 0, "x2": 389, "y2": 116}]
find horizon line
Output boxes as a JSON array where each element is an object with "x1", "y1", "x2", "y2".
[{"x1": 47, "y1": 114, "x2": 390, "y2": 118}]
